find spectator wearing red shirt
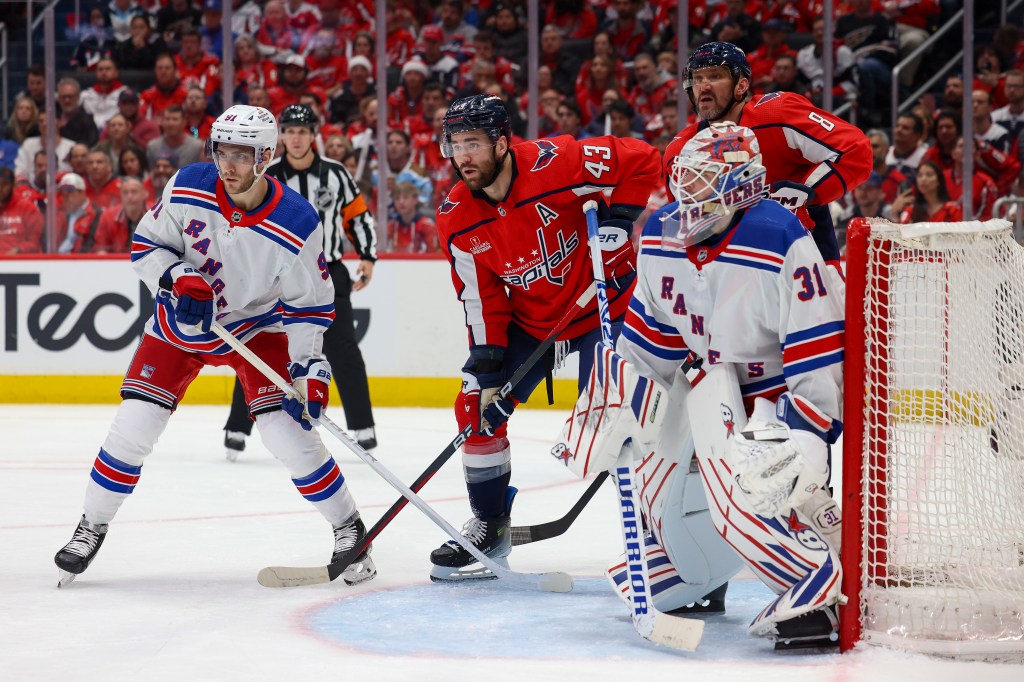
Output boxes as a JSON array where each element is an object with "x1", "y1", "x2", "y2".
[
  {"x1": 0, "y1": 167, "x2": 44, "y2": 254},
  {"x1": 866, "y1": 128, "x2": 908, "y2": 204},
  {"x1": 411, "y1": 104, "x2": 456, "y2": 210},
  {"x1": 108, "y1": 88, "x2": 161, "y2": 149},
  {"x1": 55, "y1": 173, "x2": 104, "y2": 254},
  {"x1": 388, "y1": 59, "x2": 429, "y2": 130},
  {"x1": 84, "y1": 149, "x2": 122, "y2": 210},
  {"x1": 892, "y1": 160, "x2": 963, "y2": 224},
  {"x1": 93, "y1": 177, "x2": 150, "y2": 253},
  {"x1": 312, "y1": 0, "x2": 370, "y2": 50},
  {"x1": 140, "y1": 54, "x2": 188, "y2": 120},
  {"x1": 944, "y1": 137, "x2": 998, "y2": 221},
  {"x1": 626, "y1": 53, "x2": 676, "y2": 127},
  {"x1": 257, "y1": 0, "x2": 303, "y2": 58},
  {"x1": 283, "y1": 0, "x2": 321, "y2": 32},
  {"x1": 599, "y1": 0, "x2": 650, "y2": 62},
  {"x1": 175, "y1": 27, "x2": 222, "y2": 100},
  {"x1": 305, "y1": 30, "x2": 348, "y2": 99},
  {"x1": 386, "y1": 15, "x2": 417, "y2": 68},
  {"x1": 386, "y1": 181, "x2": 439, "y2": 254},
  {"x1": 459, "y1": 30, "x2": 516, "y2": 96},
  {"x1": 267, "y1": 55, "x2": 326, "y2": 117},
  {"x1": 922, "y1": 109, "x2": 961, "y2": 172},
  {"x1": 401, "y1": 81, "x2": 446, "y2": 139},
  {"x1": 234, "y1": 36, "x2": 279, "y2": 97},
  {"x1": 183, "y1": 86, "x2": 215, "y2": 145},
  {"x1": 546, "y1": 0, "x2": 598, "y2": 41},
  {"x1": 748, "y1": 19, "x2": 797, "y2": 91}
]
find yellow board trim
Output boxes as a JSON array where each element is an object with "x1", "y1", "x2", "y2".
[{"x1": 0, "y1": 376, "x2": 580, "y2": 409}]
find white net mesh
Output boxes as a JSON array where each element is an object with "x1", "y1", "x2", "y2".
[{"x1": 855, "y1": 219, "x2": 1024, "y2": 659}]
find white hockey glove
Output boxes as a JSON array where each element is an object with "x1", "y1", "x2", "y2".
[
  {"x1": 727, "y1": 396, "x2": 830, "y2": 517},
  {"x1": 553, "y1": 343, "x2": 668, "y2": 478}
]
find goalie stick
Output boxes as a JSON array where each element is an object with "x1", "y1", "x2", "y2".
[
  {"x1": 233, "y1": 284, "x2": 596, "y2": 589},
  {"x1": 510, "y1": 471, "x2": 609, "y2": 546},
  {"x1": 583, "y1": 200, "x2": 704, "y2": 652},
  {"x1": 211, "y1": 322, "x2": 574, "y2": 594}
]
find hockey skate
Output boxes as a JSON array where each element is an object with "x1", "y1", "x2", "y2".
[
  {"x1": 224, "y1": 430, "x2": 246, "y2": 462},
  {"x1": 770, "y1": 605, "x2": 840, "y2": 653},
  {"x1": 429, "y1": 487, "x2": 516, "y2": 582},
  {"x1": 353, "y1": 427, "x2": 377, "y2": 452},
  {"x1": 54, "y1": 515, "x2": 108, "y2": 587},
  {"x1": 333, "y1": 513, "x2": 377, "y2": 585}
]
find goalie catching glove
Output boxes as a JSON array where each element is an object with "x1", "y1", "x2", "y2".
[
  {"x1": 282, "y1": 359, "x2": 331, "y2": 431},
  {"x1": 727, "y1": 394, "x2": 833, "y2": 517}
]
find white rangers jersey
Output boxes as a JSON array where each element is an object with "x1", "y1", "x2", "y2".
[
  {"x1": 130, "y1": 162, "x2": 335, "y2": 366},
  {"x1": 618, "y1": 199, "x2": 844, "y2": 434}
]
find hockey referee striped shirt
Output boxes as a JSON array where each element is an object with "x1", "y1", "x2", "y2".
[{"x1": 265, "y1": 154, "x2": 378, "y2": 263}]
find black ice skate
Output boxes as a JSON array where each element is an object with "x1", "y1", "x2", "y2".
[
  {"x1": 429, "y1": 487, "x2": 517, "y2": 582},
  {"x1": 667, "y1": 582, "x2": 730, "y2": 615},
  {"x1": 224, "y1": 430, "x2": 246, "y2": 462},
  {"x1": 333, "y1": 513, "x2": 376, "y2": 585},
  {"x1": 54, "y1": 515, "x2": 108, "y2": 587},
  {"x1": 353, "y1": 427, "x2": 377, "y2": 452},
  {"x1": 771, "y1": 605, "x2": 840, "y2": 653}
]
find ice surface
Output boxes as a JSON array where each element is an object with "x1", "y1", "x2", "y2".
[{"x1": 1, "y1": 405, "x2": 1020, "y2": 681}]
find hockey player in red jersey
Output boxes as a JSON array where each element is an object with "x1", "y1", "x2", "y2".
[
  {"x1": 665, "y1": 41, "x2": 872, "y2": 270},
  {"x1": 431, "y1": 94, "x2": 661, "y2": 580}
]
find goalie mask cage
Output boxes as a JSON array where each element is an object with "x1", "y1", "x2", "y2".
[{"x1": 839, "y1": 217, "x2": 1024, "y2": 659}]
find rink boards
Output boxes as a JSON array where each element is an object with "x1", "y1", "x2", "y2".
[{"x1": 0, "y1": 256, "x2": 579, "y2": 406}]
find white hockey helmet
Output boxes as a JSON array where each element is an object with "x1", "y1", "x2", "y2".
[
  {"x1": 663, "y1": 123, "x2": 767, "y2": 246},
  {"x1": 207, "y1": 104, "x2": 279, "y2": 180}
]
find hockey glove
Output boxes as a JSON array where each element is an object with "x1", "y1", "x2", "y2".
[
  {"x1": 769, "y1": 181, "x2": 816, "y2": 231},
  {"x1": 459, "y1": 368, "x2": 515, "y2": 437},
  {"x1": 282, "y1": 359, "x2": 331, "y2": 431},
  {"x1": 164, "y1": 262, "x2": 214, "y2": 332},
  {"x1": 727, "y1": 397, "x2": 830, "y2": 517},
  {"x1": 598, "y1": 218, "x2": 637, "y2": 291}
]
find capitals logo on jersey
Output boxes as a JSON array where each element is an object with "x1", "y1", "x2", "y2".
[
  {"x1": 439, "y1": 195, "x2": 459, "y2": 215},
  {"x1": 499, "y1": 225, "x2": 580, "y2": 290},
  {"x1": 530, "y1": 140, "x2": 559, "y2": 171}
]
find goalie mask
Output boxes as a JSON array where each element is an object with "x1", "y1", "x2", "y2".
[
  {"x1": 206, "y1": 105, "x2": 279, "y2": 189},
  {"x1": 662, "y1": 123, "x2": 766, "y2": 247}
]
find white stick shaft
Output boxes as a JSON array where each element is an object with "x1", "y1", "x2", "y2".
[{"x1": 210, "y1": 323, "x2": 570, "y2": 591}]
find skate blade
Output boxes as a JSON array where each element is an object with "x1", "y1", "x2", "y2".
[
  {"x1": 428, "y1": 558, "x2": 508, "y2": 583},
  {"x1": 225, "y1": 449, "x2": 240, "y2": 462},
  {"x1": 57, "y1": 570, "x2": 78, "y2": 588},
  {"x1": 342, "y1": 560, "x2": 378, "y2": 586}
]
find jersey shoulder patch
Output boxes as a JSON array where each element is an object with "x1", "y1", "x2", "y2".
[
  {"x1": 753, "y1": 92, "x2": 783, "y2": 107},
  {"x1": 265, "y1": 186, "x2": 321, "y2": 245}
]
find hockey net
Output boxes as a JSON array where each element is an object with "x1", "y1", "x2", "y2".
[{"x1": 840, "y1": 217, "x2": 1024, "y2": 660}]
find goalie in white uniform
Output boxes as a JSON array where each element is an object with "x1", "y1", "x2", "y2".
[{"x1": 556, "y1": 123, "x2": 845, "y2": 648}]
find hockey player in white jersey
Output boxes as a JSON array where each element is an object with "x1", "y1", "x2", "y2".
[
  {"x1": 53, "y1": 105, "x2": 376, "y2": 587},
  {"x1": 557, "y1": 123, "x2": 844, "y2": 649}
]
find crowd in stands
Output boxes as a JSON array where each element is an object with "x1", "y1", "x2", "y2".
[{"x1": 0, "y1": 0, "x2": 1022, "y2": 257}]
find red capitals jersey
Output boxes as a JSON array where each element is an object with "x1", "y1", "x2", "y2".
[
  {"x1": 665, "y1": 92, "x2": 872, "y2": 207},
  {"x1": 436, "y1": 135, "x2": 661, "y2": 350}
]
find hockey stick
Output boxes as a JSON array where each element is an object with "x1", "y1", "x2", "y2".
[
  {"x1": 211, "y1": 321, "x2": 573, "y2": 593},
  {"x1": 510, "y1": 471, "x2": 609, "y2": 545},
  {"x1": 254, "y1": 284, "x2": 596, "y2": 588},
  {"x1": 583, "y1": 200, "x2": 703, "y2": 651}
]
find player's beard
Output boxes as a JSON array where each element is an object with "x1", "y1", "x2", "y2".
[{"x1": 457, "y1": 149, "x2": 506, "y2": 191}]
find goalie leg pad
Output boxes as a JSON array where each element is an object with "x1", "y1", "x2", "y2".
[
  {"x1": 256, "y1": 410, "x2": 357, "y2": 526},
  {"x1": 84, "y1": 398, "x2": 172, "y2": 525},
  {"x1": 553, "y1": 344, "x2": 669, "y2": 478}
]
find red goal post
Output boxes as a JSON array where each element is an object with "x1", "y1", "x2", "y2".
[{"x1": 839, "y1": 217, "x2": 1024, "y2": 659}]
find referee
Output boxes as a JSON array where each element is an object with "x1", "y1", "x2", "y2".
[{"x1": 222, "y1": 104, "x2": 379, "y2": 459}]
